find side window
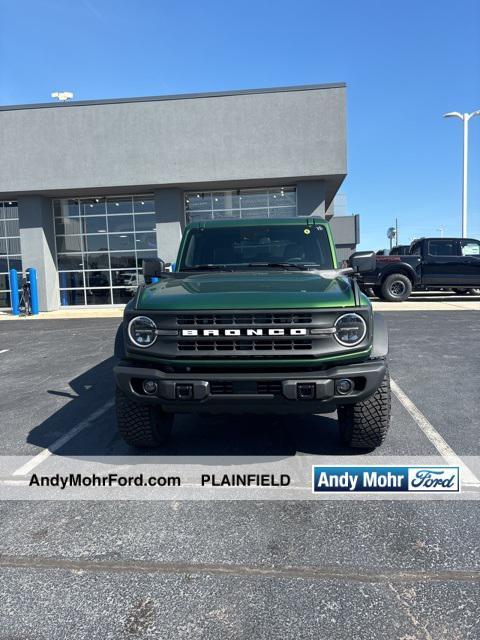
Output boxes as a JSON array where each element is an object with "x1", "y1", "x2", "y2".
[
  {"x1": 427, "y1": 240, "x2": 458, "y2": 257},
  {"x1": 460, "y1": 240, "x2": 480, "y2": 257},
  {"x1": 410, "y1": 243, "x2": 422, "y2": 256}
]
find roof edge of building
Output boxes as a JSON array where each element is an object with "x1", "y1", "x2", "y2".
[{"x1": 0, "y1": 82, "x2": 346, "y2": 112}]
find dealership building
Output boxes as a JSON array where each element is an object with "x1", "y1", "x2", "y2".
[{"x1": 0, "y1": 82, "x2": 358, "y2": 311}]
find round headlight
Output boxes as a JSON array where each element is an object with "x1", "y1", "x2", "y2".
[
  {"x1": 334, "y1": 313, "x2": 367, "y2": 347},
  {"x1": 128, "y1": 316, "x2": 157, "y2": 348}
]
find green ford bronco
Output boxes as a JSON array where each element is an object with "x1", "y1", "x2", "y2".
[{"x1": 114, "y1": 217, "x2": 391, "y2": 449}]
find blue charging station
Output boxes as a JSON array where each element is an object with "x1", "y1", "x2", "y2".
[
  {"x1": 27, "y1": 267, "x2": 39, "y2": 315},
  {"x1": 9, "y1": 269, "x2": 20, "y2": 316}
]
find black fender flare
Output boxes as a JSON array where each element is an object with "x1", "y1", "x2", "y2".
[
  {"x1": 371, "y1": 312, "x2": 388, "y2": 359},
  {"x1": 379, "y1": 263, "x2": 418, "y2": 285}
]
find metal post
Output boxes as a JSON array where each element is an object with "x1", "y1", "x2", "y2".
[
  {"x1": 9, "y1": 269, "x2": 19, "y2": 316},
  {"x1": 27, "y1": 267, "x2": 39, "y2": 315},
  {"x1": 462, "y1": 115, "x2": 468, "y2": 238},
  {"x1": 443, "y1": 110, "x2": 480, "y2": 238}
]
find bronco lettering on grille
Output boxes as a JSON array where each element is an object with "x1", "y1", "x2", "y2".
[{"x1": 181, "y1": 328, "x2": 308, "y2": 336}]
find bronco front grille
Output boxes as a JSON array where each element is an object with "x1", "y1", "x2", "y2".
[
  {"x1": 176, "y1": 313, "x2": 312, "y2": 326},
  {"x1": 177, "y1": 339, "x2": 313, "y2": 352}
]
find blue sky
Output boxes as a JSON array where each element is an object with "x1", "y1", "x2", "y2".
[{"x1": 1, "y1": 0, "x2": 479, "y2": 250}]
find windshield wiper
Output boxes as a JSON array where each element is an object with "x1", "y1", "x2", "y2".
[
  {"x1": 183, "y1": 264, "x2": 233, "y2": 271},
  {"x1": 245, "y1": 262, "x2": 316, "y2": 271}
]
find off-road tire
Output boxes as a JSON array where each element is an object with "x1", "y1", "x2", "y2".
[
  {"x1": 115, "y1": 386, "x2": 173, "y2": 449},
  {"x1": 380, "y1": 273, "x2": 412, "y2": 302},
  {"x1": 337, "y1": 365, "x2": 391, "y2": 449}
]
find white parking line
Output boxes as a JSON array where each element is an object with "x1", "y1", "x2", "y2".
[
  {"x1": 0, "y1": 349, "x2": 9, "y2": 354},
  {"x1": 391, "y1": 379, "x2": 480, "y2": 487},
  {"x1": 12, "y1": 400, "x2": 114, "y2": 477}
]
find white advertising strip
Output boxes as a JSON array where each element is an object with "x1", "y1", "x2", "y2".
[{"x1": 390, "y1": 379, "x2": 479, "y2": 487}]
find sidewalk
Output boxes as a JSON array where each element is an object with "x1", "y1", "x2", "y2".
[
  {"x1": 0, "y1": 297, "x2": 478, "y2": 320},
  {"x1": 0, "y1": 307, "x2": 124, "y2": 320}
]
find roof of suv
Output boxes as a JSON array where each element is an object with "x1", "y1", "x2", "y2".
[{"x1": 185, "y1": 217, "x2": 327, "y2": 229}]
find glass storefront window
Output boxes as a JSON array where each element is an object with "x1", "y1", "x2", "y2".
[
  {"x1": 0, "y1": 201, "x2": 21, "y2": 308},
  {"x1": 185, "y1": 192, "x2": 212, "y2": 212},
  {"x1": 85, "y1": 271, "x2": 111, "y2": 288},
  {"x1": 54, "y1": 195, "x2": 157, "y2": 305},
  {"x1": 81, "y1": 198, "x2": 106, "y2": 216},
  {"x1": 58, "y1": 254, "x2": 85, "y2": 271},
  {"x1": 134, "y1": 232, "x2": 157, "y2": 250},
  {"x1": 133, "y1": 196, "x2": 154, "y2": 213},
  {"x1": 185, "y1": 187, "x2": 297, "y2": 222},
  {"x1": 8, "y1": 257, "x2": 21, "y2": 272},
  {"x1": 84, "y1": 235, "x2": 108, "y2": 252},
  {"x1": 59, "y1": 272, "x2": 84, "y2": 288},
  {"x1": 56, "y1": 236, "x2": 84, "y2": 253},
  {"x1": 106, "y1": 196, "x2": 133, "y2": 214},
  {"x1": 133, "y1": 214, "x2": 156, "y2": 231},
  {"x1": 107, "y1": 215, "x2": 134, "y2": 233},
  {"x1": 109, "y1": 234, "x2": 135, "y2": 251},
  {"x1": 60, "y1": 289, "x2": 85, "y2": 306},
  {"x1": 135, "y1": 251, "x2": 157, "y2": 268},
  {"x1": 85, "y1": 253, "x2": 110, "y2": 270},
  {"x1": 86, "y1": 288, "x2": 112, "y2": 305},
  {"x1": 112, "y1": 288, "x2": 136, "y2": 304},
  {"x1": 83, "y1": 216, "x2": 108, "y2": 234},
  {"x1": 110, "y1": 252, "x2": 136, "y2": 269}
]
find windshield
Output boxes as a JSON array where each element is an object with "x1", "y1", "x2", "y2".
[{"x1": 179, "y1": 224, "x2": 335, "y2": 270}]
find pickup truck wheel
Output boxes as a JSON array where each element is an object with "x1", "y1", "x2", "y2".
[
  {"x1": 115, "y1": 386, "x2": 173, "y2": 449},
  {"x1": 337, "y1": 366, "x2": 391, "y2": 449},
  {"x1": 380, "y1": 273, "x2": 412, "y2": 302}
]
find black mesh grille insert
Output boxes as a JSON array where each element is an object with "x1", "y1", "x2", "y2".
[
  {"x1": 209, "y1": 381, "x2": 283, "y2": 395},
  {"x1": 256, "y1": 381, "x2": 283, "y2": 395},
  {"x1": 210, "y1": 381, "x2": 234, "y2": 394},
  {"x1": 177, "y1": 339, "x2": 313, "y2": 352}
]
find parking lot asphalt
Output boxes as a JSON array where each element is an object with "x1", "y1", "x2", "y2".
[{"x1": 0, "y1": 312, "x2": 478, "y2": 639}]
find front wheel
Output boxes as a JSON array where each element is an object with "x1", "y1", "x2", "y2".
[
  {"x1": 380, "y1": 273, "x2": 412, "y2": 302},
  {"x1": 115, "y1": 386, "x2": 173, "y2": 449},
  {"x1": 337, "y1": 366, "x2": 391, "y2": 449}
]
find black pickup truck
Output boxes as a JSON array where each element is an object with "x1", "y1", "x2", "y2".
[{"x1": 356, "y1": 237, "x2": 480, "y2": 301}]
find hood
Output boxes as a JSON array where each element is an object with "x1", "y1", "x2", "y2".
[{"x1": 136, "y1": 271, "x2": 357, "y2": 310}]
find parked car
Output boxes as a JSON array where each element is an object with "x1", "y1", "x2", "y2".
[
  {"x1": 354, "y1": 237, "x2": 480, "y2": 301},
  {"x1": 114, "y1": 217, "x2": 391, "y2": 450}
]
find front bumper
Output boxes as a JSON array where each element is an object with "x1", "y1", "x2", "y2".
[{"x1": 114, "y1": 358, "x2": 387, "y2": 414}]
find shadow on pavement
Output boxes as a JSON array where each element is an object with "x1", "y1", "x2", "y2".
[{"x1": 26, "y1": 356, "x2": 364, "y2": 461}]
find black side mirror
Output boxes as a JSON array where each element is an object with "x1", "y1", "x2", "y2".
[
  {"x1": 142, "y1": 258, "x2": 165, "y2": 283},
  {"x1": 349, "y1": 251, "x2": 376, "y2": 274}
]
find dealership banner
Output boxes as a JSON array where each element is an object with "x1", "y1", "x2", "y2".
[
  {"x1": 312, "y1": 466, "x2": 460, "y2": 493},
  {"x1": 0, "y1": 456, "x2": 478, "y2": 501}
]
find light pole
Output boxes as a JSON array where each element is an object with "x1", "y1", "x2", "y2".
[{"x1": 443, "y1": 110, "x2": 480, "y2": 238}]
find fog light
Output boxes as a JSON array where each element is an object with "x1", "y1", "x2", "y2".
[
  {"x1": 142, "y1": 379, "x2": 158, "y2": 395},
  {"x1": 336, "y1": 378, "x2": 353, "y2": 395},
  {"x1": 176, "y1": 384, "x2": 194, "y2": 400}
]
